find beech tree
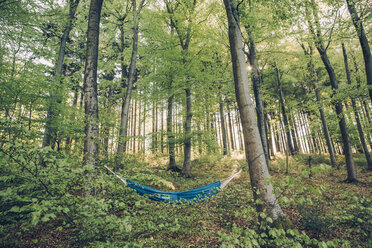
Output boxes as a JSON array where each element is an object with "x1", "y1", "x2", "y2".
[
  {"x1": 164, "y1": 0, "x2": 197, "y2": 177},
  {"x1": 83, "y1": 0, "x2": 104, "y2": 169},
  {"x1": 116, "y1": 0, "x2": 146, "y2": 166},
  {"x1": 223, "y1": 0, "x2": 285, "y2": 220},
  {"x1": 305, "y1": 0, "x2": 357, "y2": 182},
  {"x1": 346, "y1": 0, "x2": 372, "y2": 101},
  {"x1": 42, "y1": 0, "x2": 80, "y2": 148}
]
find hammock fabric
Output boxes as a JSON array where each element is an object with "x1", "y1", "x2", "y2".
[
  {"x1": 104, "y1": 165, "x2": 241, "y2": 204},
  {"x1": 126, "y1": 179, "x2": 221, "y2": 204}
]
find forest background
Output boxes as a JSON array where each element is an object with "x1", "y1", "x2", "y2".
[{"x1": 0, "y1": 0, "x2": 371, "y2": 247}]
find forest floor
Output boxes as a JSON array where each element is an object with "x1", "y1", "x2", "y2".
[{"x1": 2, "y1": 152, "x2": 371, "y2": 247}]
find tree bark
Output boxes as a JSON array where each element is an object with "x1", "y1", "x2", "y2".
[
  {"x1": 223, "y1": 0, "x2": 284, "y2": 220},
  {"x1": 182, "y1": 88, "x2": 192, "y2": 177},
  {"x1": 274, "y1": 62, "x2": 295, "y2": 155},
  {"x1": 43, "y1": 0, "x2": 80, "y2": 148},
  {"x1": 307, "y1": 0, "x2": 356, "y2": 181},
  {"x1": 342, "y1": 43, "x2": 372, "y2": 170},
  {"x1": 227, "y1": 107, "x2": 235, "y2": 151},
  {"x1": 116, "y1": 0, "x2": 145, "y2": 164},
  {"x1": 83, "y1": 0, "x2": 103, "y2": 172},
  {"x1": 318, "y1": 49, "x2": 357, "y2": 181},
  {"x1": 302, "y1": 44, "x2": 337, "y2": 167},
  {"x1": 219, "y1": 99, "x2": 228, "y2": 156},
  {"x1": 165, "y1": 0, "x2": 195, "y2": 177},
  {"x1": 167, "y1": 93, "x2": 177, "y2": 170},
  {"x1": 346, "y1": 0, "x2": 372, "y2": 101},
  {"x1": 246, "y1": 31, "x2": 269, "y2": 166}
]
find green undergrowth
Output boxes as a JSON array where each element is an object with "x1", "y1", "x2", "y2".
[{"x1": 0, "y1": 141, "x2": 371, "y2": 247}]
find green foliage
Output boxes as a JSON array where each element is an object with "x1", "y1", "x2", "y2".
[
  {"x1": 298, "y1": 201, "x2": 333, "y2": 235},
  {"x1": 335, "y1": 195, "x2": 372, "y2": 247}
]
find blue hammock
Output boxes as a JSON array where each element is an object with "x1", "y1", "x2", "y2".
[
  {"x1": 126, "y1": 179, "x2": 221, "y2": 204},
  {"x1": 104, "y1": 165, "x2": 241, "y2": 204}
]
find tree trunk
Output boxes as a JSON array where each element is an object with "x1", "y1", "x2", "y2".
[
  {"x1": 275, "y1": 62, "x2": 295, "y2": 155},
  {"x1": 288, "y1": 109, "x2": 299, "y2": 153},
  {"x1": 342, "y1": 43, "x2": 372, "y2": 170},
  {"x1": 137, "y1": 98, "x2": 142, "y2": 152},
  {"x1": 318, "y1": 50, "x2": 356, "y2": 181},
  {"x1": 223, "y1": 0, "x2": 284, "y2": 221},
  {"x1": 219, "y1": 100, "x2": 228, "y2": 156},
  {"x1": 103, "y1": 86, "x2": 113, "y2": 156},
  {"x1": 346, "y1": 0, "x2": 372, "y2": 102},
  {"x1": 227, "y1": 107, "x2": 235, "y2": 151},
  {"x1": 83, "y1": 0, "x2": 103, "y2": 174},
  {"x1": 302, "y1": 44, "x2": 337, "y2": 167},
  {"x1": 308, "y1": 0, "x2": 356, "y2": 181},
  {"x1": 246, "y1": 32, "x2": 269, "y2": 166},
  {"x1": 182, "y1": 88, "x2": 192, "y2": 177},
  {"x1": 116, "y1": 0, "x2": 145, "y2": 165},
  {"x1": 167, "y1": 93, "x2": 177, "y2": 170},
  {"x1": 43, "y1": 0, "x2": 80, "y2": 148}
]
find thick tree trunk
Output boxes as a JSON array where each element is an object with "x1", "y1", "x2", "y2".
[
  {"x1": 342, "y1": 43, "x2": 372, "y2": 170},
  {"x1": 83, "y1": 0, "x2": 103, "y2": 171},
  {"x1": 346, "y1": 0, "x2": 372, "y2": 101},
  {"x1": 223, "y1": 0, "x2": 284, "y2": 220},
  {"x1": 116, "y1": 0, "x2": 145, "y2": 165},
  {"x1": 219, "y1": 100, "x2": 228, "y2": 156},
  {"x1": 43, "y1": 0, "x2": 80, "y2": 148}
]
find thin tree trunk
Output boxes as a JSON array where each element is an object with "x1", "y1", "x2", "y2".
[
  {"x1": 182, "y1": 88, "x2": 192, "y2": 177},
  {"x1": 342, "y1": 43, "x2": 372, "y2": 170},
  {"x1": 116, "y1": 0, "x2": 145, "y2": 164},
  {"x1": 266, "y1": 113, "x2": 275, "y2": 157},
  {"x1": 288, "y1": 109, "x2": 299, "y2": 153},
  {"x1": 167, "y1": 93, "x2": 177, "y2": 170},
  {"x1": 346, "y1": 0, "x2": 372, "y2": 101},
  {"x1": 219, "y1": 100, "x2": 228, "y2": 156},
  {"x1": 143, "y1": 103, "x2": 146, "y2": 153},
  {"x1": 43, "y1": 0, "x2": 80, "y2": 148},
  {"x1": 133, "y1": 99, "x2": 137, "y2": 153},
  {"x1": 227, "y1": 107, "x2": 235, "y2": 151},
  {"x1": 246, "y1": 30, "x2": 269, "y2": 166},
  {"x1": 137, "y1": 98, "x2": 142, "y2": 152},
  {"x1": 223, "y1": 0, "x2": 284, "y2": 221},
  {"x1": 161, "y1": 103, "x2": 164, "y2": 153},
  {"x1": 236, "y1": 107, "x2": 244, "y2": 150},
  {"x1": 302, "y1": 43, "x2": 337, "y2": 166},
  {"x1": 155, "y1": 101, "x2": 158, "y2": 152},
  {"x1": 103, "y1": 86, "x2": 113, "y2": 155},
  {"x1": 275, "y1": 62, "x2": 295, "y2": 155},
  {"x1": 307, "y1": 0, "x2": 356, "y2": 181}
]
